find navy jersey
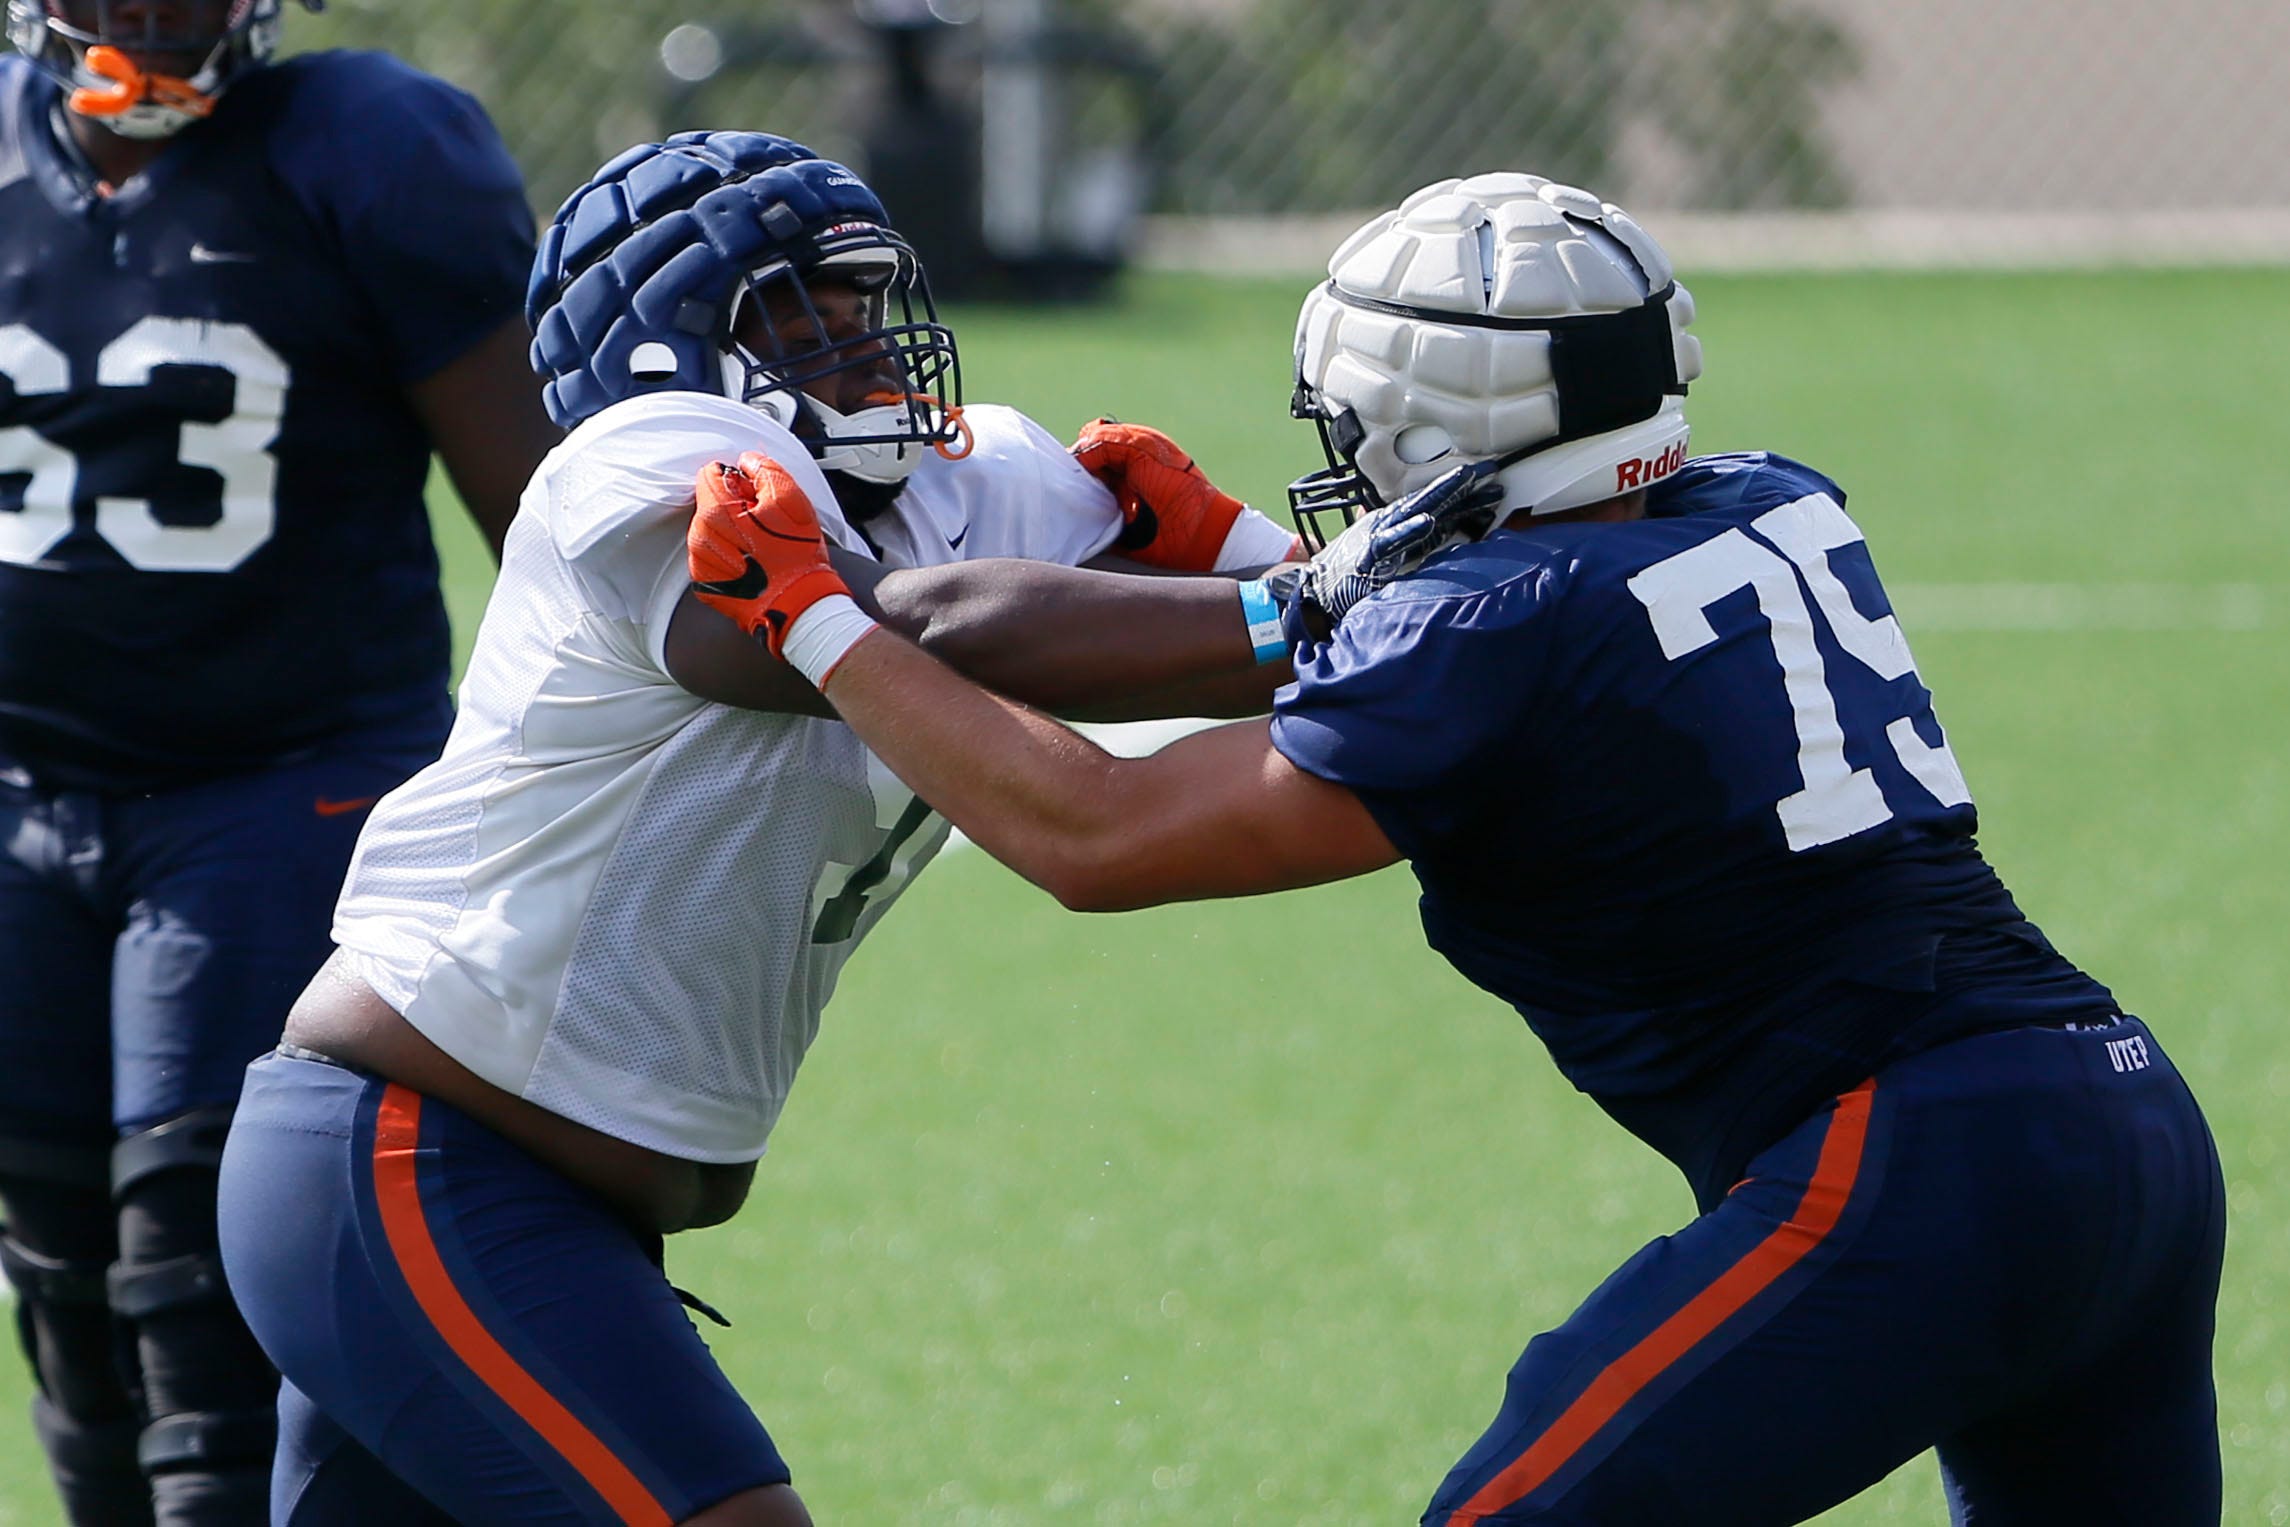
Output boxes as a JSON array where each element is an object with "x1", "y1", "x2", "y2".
[
  {"x1": 0, "y1": 51, "x2": 533, "y2": 791},
  {"x1": 1272, "y1": 454, "x2": 2118, "y2": 1203}
]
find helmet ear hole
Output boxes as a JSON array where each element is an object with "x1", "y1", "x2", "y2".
[
  {"x1": 1393, "y1": 423, "x2": 1454, "y2": 466},
  {"x1": 629, "y1": 342, "x2": 679, "y2": 380}
]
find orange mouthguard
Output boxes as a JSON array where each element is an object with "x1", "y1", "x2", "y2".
[{"x1": 69, "y1": 45, "x2": 216, "y2": 121}]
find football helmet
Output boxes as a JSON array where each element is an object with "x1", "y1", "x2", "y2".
[
  {"x1": 1288, "y1": 173, "x2": 1702, "y2": 550},
  {"x1": 6, "y1": 0, "x2": 322, "y2": 139},
  {"x1": 528, "y1": 130, "x2": 963, "y2": 510}
]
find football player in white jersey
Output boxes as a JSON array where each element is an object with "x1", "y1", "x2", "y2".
[{"x1": 210, "y1": 131, "x2": 1300, "y2": 1527}]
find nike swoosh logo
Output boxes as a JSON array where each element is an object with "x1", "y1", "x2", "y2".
[
  {"x1": 313, "y1": 795, "x2": 381, "y2": 817},
  {"x1": 947, "y1": 523, "x2": 968, "y2": 549},
  {"x1": 188, "y1": 242, "x2": 258, "y2": 264}
]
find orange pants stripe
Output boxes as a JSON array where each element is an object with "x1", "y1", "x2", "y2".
[
  {"x1": 1442, "y1": 1080, "x2": 1877, "y2": 1524},
  {"x1": 370, "y1": 1084, "x2": 674, "y2": 1527}
]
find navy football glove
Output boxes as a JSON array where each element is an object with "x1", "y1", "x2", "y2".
[{"x1": 1293, "y1": 461, "x2": 1507, "y2": 634}]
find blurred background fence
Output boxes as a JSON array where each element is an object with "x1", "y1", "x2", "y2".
[{"x1": 292, "y1": 0, "x2": 2290, "y2": 278}]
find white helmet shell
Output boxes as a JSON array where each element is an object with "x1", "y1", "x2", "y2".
[{"x1": 1292, "y1": 173, "x2": 1702, "y2": 523}]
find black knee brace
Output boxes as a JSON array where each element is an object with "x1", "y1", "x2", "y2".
[
  {"x1": 1, "y1": 1135, "x2": 150, "y2": 1526},
  {"x1": 109, "y1": 1109, "x2": 277, "y2": 1525},
  {"x1": 31, "y1": 1395, "x2": 153, "y2": 1527}
]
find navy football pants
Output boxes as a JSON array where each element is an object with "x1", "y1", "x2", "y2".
[
  {"x1": 0, "y1": 727, "x2": 442, "y2": 1522},
  {"x1": 218, "y1": 1050, "x2": 789, "y2": 1525},
  {"x1": 1424, "y1": 1017, "x2": 2223, "y2": 1525},
  {"x1": 0, "y1": 730, "x2": 439, "y2": 1135}
]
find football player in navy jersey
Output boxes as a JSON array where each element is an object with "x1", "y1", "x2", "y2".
[
  {"x1": 712, "y1": 173, "x2": 2226, "y2": 1525},
  {"x1": 0, "y1": 1, "x2": 558, "y2": 1522}
]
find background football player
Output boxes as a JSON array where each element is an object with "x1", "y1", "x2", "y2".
[
  {"x1": 0, "y1": 1, "x2": 559, "y2": 1522},
  {"x1": 711, "y1": 174, "x2": 2226, "y2": 1526},
  {"x1": 213, "y1": 130, "x2": 1299, "y2": 1525}
]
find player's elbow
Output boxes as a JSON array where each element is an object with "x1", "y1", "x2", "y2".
[
  {"x1": 881, "y1": 575, "x2": 1099, "y2": 707},
  {"x1": 874, "y1": 569, "x2": 1007, "y2": 670},
  {"x1": 1040, "y1": 866, "x2": 1131, "y2": 914},
  {"x1": 910, "y1": 606, "x2": 1000, "y2": 675},
  {"x1": 1038, "y1": 859, "x2": 1123, "y2": 913},
  {"x1": 1030, "y1": 831, "x2": 1161, "y2": 914}
]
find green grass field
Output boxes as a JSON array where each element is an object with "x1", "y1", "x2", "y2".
[{"x1": 4, "y1": 268, "x2": 2286, "y2": 1524}]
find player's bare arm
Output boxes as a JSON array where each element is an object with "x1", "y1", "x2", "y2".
[
  {"x1": 685, "y1": 450, "x2": 1399, "y2": 908},
  {"x1": 825, "y1": 641, "x2": 1397, "y2": 910},
  {"x1": 665, "y1": 452, "x2": 1295, "y2": 719},
  {"x1": 407, "y1": 314, "x2": 562, "y2": 559},
  {"x1": 665, "y1": 551, "x2": 1288, "y2": 717},
  {"x1": 796, "y1": 459, "x2": 1615, "y2": 903},
  {"x1": 857, "y1": 554, "x2": 1283, "y2": 711}
]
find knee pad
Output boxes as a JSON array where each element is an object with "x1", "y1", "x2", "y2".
[
  {"x1": 108, "y1": 1110, "x2": 279, "y2": 1489},
  {"x1": 139, "y1": 1408, "x2": 279, "y2": 1503},
  {"x1": 0, "y1": 1135, "x2": 135, "y2": 1421},
  {"x1": 32, "y1": 1395, "x2": 154, "y2": 1527},
  {"x1": 1, "y1": 1228, "x2": 128, "y2": 1418},
  {"x1": 109, "y1": 1108, "x2": 235, "y2": 1231},
  {"x1": 109, "y1": 1108, "x2": 238, "y2": 1344},
  {"x1": 2, "y1": 1137, "x2": 149, "y2": 1520},
  {"x1": 0, "y1": 1134, "x2": 113, "y2": 1196}
]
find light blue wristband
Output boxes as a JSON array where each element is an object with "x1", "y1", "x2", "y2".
[{"x1": 1237, "y1": 579, "x2": 1289, "y2": 665}]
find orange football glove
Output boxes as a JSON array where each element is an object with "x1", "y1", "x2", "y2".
[
  {"x1": 1071, "y1": 419, "x2": 1249, "y2": 572},
  {"x1": 688, "y1": 451, "x2": 850, "y2": 657}
]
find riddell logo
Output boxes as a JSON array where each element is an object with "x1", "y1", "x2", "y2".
[{"x1": 1614, "y1": 439, "x2": 1688, "y2": 491}]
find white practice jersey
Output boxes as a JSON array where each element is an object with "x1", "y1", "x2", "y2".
[{"x1": 333, "y1": 392, "x2": 1286, "y2": 1162}]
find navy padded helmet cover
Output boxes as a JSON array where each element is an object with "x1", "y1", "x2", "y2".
[{"x1": 527, "y1": 130, "x2": 894, "y2": 429}]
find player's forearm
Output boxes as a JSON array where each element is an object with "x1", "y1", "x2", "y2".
[
  {"x1": 1059, "y1": 663, "x2": 1290, "y2": 723},
  {"x1": 817, "y1": 631, "x2": 1173, "y2": 911},
  {"x1": 862, "y1": 558, "x2": 1262, "y2": 714}
]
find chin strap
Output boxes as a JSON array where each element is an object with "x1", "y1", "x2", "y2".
[
  {"x1": 69, "y1": 45, "x2": 217, "y2": 123},
  {"x1": 856, "y1": 389, "x2": 972, "y2": 462},
  {"x1": 932, "y1": 403, "x2": 973, "y2": 461}
]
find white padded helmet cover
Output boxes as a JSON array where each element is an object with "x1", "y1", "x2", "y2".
[{"x1": 1295, "y1": 173, "x2": 1703, "y2": 516}]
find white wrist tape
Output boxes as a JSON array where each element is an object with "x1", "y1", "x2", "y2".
[
  {"x1": 1214, "y1": 508, "x2": 1308, "y2": 572},
  {"x1": 782, "y1": 594, "x2": 880, "y2": 688}
]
